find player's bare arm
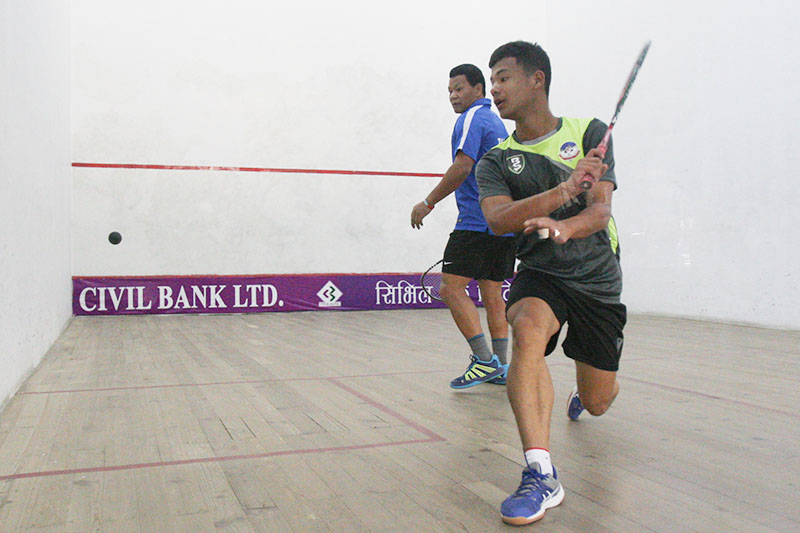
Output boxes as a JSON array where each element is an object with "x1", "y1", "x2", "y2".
[
  {"x1": 411, "y1": 151, "x2": 474, "y2": 229},
  {"x1": 480, "y1": 180, "x2": 577, "y2": 235},
  {"x1": 480, "y1": 148, "x2": 609, "y2": 235},
  {"x1": 522, "y1": 180, "x2": 614, "y2": 244}
]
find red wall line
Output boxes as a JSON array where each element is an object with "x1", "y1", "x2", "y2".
[{"x1": 72, "y1": 162, "x2": 442, "y2": 178}]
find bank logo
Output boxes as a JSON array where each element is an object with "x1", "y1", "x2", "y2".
[
  {"x1": 506, "y1": 154, "x2": 525, "y2": 174},
  {"x1": 317, "y1": 281, "x2": 343, "y2": 307}
]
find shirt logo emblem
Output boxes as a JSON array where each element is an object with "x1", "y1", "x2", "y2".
[
  {"x1": 559, "y1": 142, "x2": 579, "y2": 160},
  {"x1": 506, "y1": 154, "x2": 525, "y2": 175}
]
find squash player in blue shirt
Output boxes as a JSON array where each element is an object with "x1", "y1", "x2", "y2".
[{"x1": 411, "y1": 64, "x2": 515, "y2": 389}]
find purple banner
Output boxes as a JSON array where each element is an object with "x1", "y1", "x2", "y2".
[{"x1": 73, "y1": 274, "x2": 512, "y2": 316}]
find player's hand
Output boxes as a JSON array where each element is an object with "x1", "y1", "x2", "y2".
[
  {"x1": 565, "y1": 148, "x2": 609, "y2": 193},
  {"x1": 522, "y1": 217, "x2": 570, "y2": 244},
  {"x1": 411, "y1": 202, "x2": 432, "y2": 229}
]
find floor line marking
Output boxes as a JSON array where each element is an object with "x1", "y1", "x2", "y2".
[
  {"x1": 0, "y1": 439, "x2": 437, "y2": 481},
  {"x1": 4, "y1": 375, "x2": 445, "y2": 481}
]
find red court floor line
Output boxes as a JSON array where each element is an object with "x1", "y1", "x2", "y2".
[
  {"x1": 0, "y1": 438, "x2": 437, "y2": 482},
  {"x1": 527, "y1": 361, "x2": 799, "y2": 420},
  {"x1": 329, "y1": 378, "x2": 445, "y2": 442},
  {"x1": 72, "y1": 162, "x2": 442, "y2": 178},
  {"x1": 20, "y1": 367, "x2": 798, "y2": 420},
  {"x1": 617, "y1": 375, "x2": 800, "y2": 420},
  {"x1": 4, "y1": 375, "x2": 445, "y2": 481}
]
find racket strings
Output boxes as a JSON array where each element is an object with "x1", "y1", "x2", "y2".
[{"x1": 420, "y1": 261, "x2": 444, "y2": 301}]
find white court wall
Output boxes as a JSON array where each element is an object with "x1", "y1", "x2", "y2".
[
  {"x1": 70, "y1": 0, "x2": 547, "y2": 276},
  {"x1": 542, "y1": 1, "x2": 800, "y2": 329},
  {"x1": 0, "y1": 0, "x2": 72, "y2": 406},
  {"x1": 71, "y1": 1, "x2": 800, "y2": 329}
]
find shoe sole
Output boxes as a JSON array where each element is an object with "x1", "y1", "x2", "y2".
[{"x1": 501, "y1": 484, "x2": 565, "y2": 526}]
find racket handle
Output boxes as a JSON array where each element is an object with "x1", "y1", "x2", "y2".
[
  {"x1": 579, "y1": 177, "x2": 594, "y2": 190},
  {"x1": 536, "y1": 227, "x2": 560, "y2": 239},
  {"x1": 579, "y1": 136, "x2": 610, "y2": 190}
]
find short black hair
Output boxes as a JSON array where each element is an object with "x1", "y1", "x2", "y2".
[
  {"x1": 449, "y1": 64, "x2": 485, "y2": 96},
  {"x1": 489, "y1": 41, "x2": 551, "y2": 96}
]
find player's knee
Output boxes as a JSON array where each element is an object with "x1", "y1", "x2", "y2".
[
  {"x1": 511, "y1": 306, "x2": 551, "y2": 331},
  {"x1": 439, "y1": 282, "x2": 456, "y2": 301},
  {"x1": 479, "y1": 284, "x2": 504, "y2": 304},
  {"x1": 583, "y1": 398, "x2": 610, "y2": 416},
  {"x1": 439, "y1": 280, "x2": 465, "y2": 302},
  {"x1": 510, "y1": 315, "x2": 549, "y2": 349},
  {"x1": 580, "y1": 390, "x2": 615, "y2": 416}
]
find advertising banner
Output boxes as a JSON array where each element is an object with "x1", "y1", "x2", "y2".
[{"x1": 73, "y1": 274, "x2": 511, "y2": 316}]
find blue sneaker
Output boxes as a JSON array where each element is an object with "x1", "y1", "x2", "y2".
[
  {"x1": 566, "y1": 386, "x2": 584, "y2": 421},
  {"x1": 449, "y1": 354, "x2": 504, "y2": 389},
  {"x1": 501, "y1": 463, "x2": 564, "y2": 526},
  {"x1": 487, "y1": 363, "x2": 509, "y2": 385}
]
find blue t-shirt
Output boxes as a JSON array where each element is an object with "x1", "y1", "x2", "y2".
[{"x1": 451, "y1": 98, "x2": 509, "y2": 233}]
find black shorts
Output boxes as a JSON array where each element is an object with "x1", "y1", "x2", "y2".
[
  {"x1": 506, "y1": 269, "x2": 627, "y2": 372},
  {"x1": 442, "y1": 230, "x2": 516, "y2": 282}
]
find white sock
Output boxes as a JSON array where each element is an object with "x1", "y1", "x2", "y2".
[{"x1": 524, "y1": 448, "x2": 553, "y2": 476}]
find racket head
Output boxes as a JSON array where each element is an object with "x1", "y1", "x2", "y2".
[
  {"x1": 580, "y1": 41, "x2": 650, "y2": 191},
  {"x1": 420, "y1": 259, "x2": 444, "y2": 301},
  {"x1": 611, "y1": 41, "x2": 651, "y2": 122}
]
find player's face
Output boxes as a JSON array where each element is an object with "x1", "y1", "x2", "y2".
[
  {"x1": 448, "y1": 75, "x2": 483, "y2": 114},
  {"x1": 490, "y1": 57, "x2": 538, "y2": 121}
]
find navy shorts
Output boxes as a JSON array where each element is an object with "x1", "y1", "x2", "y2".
[
  {"x1": 442, "y1": 230, "x2": 515, "y2": 282},
  {"x1": 506, "y1": 269, "x2": 626, "y2": 371}
]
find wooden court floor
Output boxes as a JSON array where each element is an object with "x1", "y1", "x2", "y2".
[{"x1": 0, "y1": 309, "x2": 798, "y2": 532}]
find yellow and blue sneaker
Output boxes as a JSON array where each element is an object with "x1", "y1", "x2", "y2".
[
  {"x1": 450, "y1": 354, "x2": 505, "y2": 389},
  {"x1": 488, "y1": 363, "x2": 509, "y2": 385}
]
